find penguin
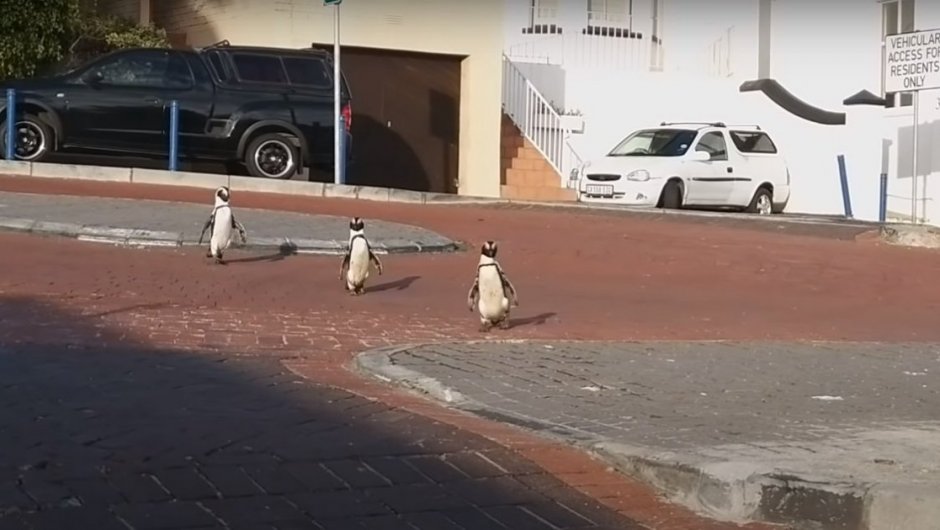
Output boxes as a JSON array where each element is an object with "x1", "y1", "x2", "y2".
[
  {"x1": 338, "y1": 217, "x2": 383, "y2": 295},
  {"x1": 466, "y1": 240, "x2": 519, "y2": 332},
  {"x1": 197, "y1": 185, "x2": 247, "y2": 264}
]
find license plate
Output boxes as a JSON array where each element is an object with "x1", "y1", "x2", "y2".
[{"x1": 585, "y1": 184, "x2": 614, "y2": 196}]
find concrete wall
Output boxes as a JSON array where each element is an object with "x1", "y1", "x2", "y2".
[
  {"x1": 150, "y1": 0, "x2": 504, "y2": 198},
  {"x1": 540, "y1": 0, "x2": 940, "y2": 222}
]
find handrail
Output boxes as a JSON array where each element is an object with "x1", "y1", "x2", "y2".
[{"x1": 501, "y1": 54, "x2": 581, "y2": 184}]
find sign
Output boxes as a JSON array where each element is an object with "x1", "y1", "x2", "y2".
[
  {"x1": 884, "y1": 28, "x2": 940, "y2": 93},
  {"x1": 323, "y1": 0, "x2": 341, "y2": 4}
]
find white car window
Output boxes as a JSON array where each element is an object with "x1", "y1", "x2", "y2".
[{"x1": 694, "y1": 132, "x2": 728, "y2": 161}]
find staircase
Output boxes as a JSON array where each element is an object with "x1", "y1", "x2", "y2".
[
  {"x1": 500, "y1": 55, "x2": 579, "y2": 202},
  {"x1": 500, "y1": 115, "x2": 575, "y2": 201}
]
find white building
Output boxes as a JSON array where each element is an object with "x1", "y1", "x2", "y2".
[{"x1": 504, "y1": 0, "x2": 940, "y2": 224}]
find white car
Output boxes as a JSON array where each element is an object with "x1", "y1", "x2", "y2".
[{"x1": 570, "y1": 122, "x2": 791, "y2": 215}]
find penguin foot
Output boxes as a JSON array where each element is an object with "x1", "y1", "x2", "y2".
[
  {"x1": 498, "y1": 318, "x2": 511, "y2": 330},
  {"x1": 479, "y1": 321, "x2": 493, "y2": 333}
]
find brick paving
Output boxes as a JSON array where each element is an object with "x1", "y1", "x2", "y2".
[
  {"x1": 2, "y1": 176, "x2": 940, "y2": 528},
  {"x1": 0, "y1": 296, "x2": 658, "y2": 530}
]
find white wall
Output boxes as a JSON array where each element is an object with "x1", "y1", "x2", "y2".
[{"x1": 520, "y1": 0, "x2": 940, "y2": 220}]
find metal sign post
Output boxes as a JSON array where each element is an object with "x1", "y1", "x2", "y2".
[
  {"x1": 325, "y1": 0, "x2": 343, "y2": 185},
  {"x1": 883, "y1": 27, "x2": 940, "y2": 224}
]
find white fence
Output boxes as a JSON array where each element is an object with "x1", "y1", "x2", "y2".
[{"x1": 501, "y1": 55, "x2": 581, "y2": 183}]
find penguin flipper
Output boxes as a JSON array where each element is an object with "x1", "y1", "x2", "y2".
[
  {"x1": 368, "y1": 248, "x2": 384, "y2": 275},
  {"x1": 197, "y1": 213, "x2": 215, "y2": 245},
  {"x1": 338, "y1": 251, "x2": 351, "y2": 281},
  {"x1": 232, "y1": 217, "x2": 248, "y2": 244},
  {"x1": 498, "y1": 267, "x2": 519, "y2": 307},
  {"x1": 467, "y1": 278, "x2": 480, "y2": 312}
]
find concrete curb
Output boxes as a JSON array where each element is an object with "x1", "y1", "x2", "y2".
[
  {"x1": 879, "y1": 223, "x2": 940, "y2": 249},
  {"x1": 0, "y1": 216, "x2": 459, "y2": 255},
  {"x1": 353, "y1": 341, "x2": 940, "y2": 530},
  {"x1": 0, "y1": 160, "x2": 887, "y2": 231}
]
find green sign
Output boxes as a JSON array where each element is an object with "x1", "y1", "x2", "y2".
[{"x1": 323, "y1": 0, "x2": 342, "y2": 5}]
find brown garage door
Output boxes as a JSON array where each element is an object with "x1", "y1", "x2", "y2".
[{"x1": 312, "y1": 44, "x2": 462, "y2": 194}]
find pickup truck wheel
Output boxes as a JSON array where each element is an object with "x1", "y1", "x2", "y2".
[
  {"x1": 245, "y1": 133, "x2": 298, "y2": 179},
  {"x1": 0, "y1": 115, "x2": 52, "y2": 162},
  {"x1": 660, "y1": 180, "x2": 683, "y2": 209},
  {"x1": 746, "y1": 187, "x2": 774, "y2": 215}
]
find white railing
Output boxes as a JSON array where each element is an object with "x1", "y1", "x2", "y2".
[
  {"x1": 502, "y1": 55, "x2": 581, "y2": 183},
  {"x1": 506, "y1": 33, "x2": 653, "y2": 72}
]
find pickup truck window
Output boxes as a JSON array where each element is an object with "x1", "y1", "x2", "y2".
[
  {"x1": 729, "y1": 131, "x2": 778, "y2": 154},
  {"x1": 608, "y1": 128, "x2": 696, "y2": 157},
  {"x1": 206, "y1": 51, "x2": 232, "y2": 82},
  {"x1": 91, "y1": 50, "x2": 193, "y2": 89},
  {"x1": 283, "y1": 56, "x2": 331, "y2": 88},
  {"x1": 695, "y1": 131, "x2": 729, "y2": 161},
  {"x1": 231, "y1": 53, "x2": 287, "y2": 84}
]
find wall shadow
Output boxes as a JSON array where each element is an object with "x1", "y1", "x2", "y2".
[
  {"x1": 0, "y1": 295, "x2": 640, "y2": 529},
  {"x1": 309, "y1": 115, "x2": 431, "y2": 192}
]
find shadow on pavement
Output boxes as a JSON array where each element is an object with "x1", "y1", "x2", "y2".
[
  {"x1": 0, "y1": 296, "x2": 640, "y2": 529},
  {"x1": 366, "y1": 276, "x2": 422, "y2": 294}
]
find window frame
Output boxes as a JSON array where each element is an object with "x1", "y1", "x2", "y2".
[
  {"x1": 230, "y1": 52, "x2": 289, "y2": 86},
  {"x1": 694, "y1": 131, "x2": 729, "y2": 161}
]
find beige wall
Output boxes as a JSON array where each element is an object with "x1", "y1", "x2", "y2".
[{"x1": 150, "y1": 0, "x2": 504, "y2": 198}]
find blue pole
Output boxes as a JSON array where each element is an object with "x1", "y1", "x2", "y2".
[
  {"x1": 338, "y1": 114, "x2": 346, "y2": 185},
  {"x1": 879, "y1": 172, "x2": 888, "y2": 223},
  {"x1": 168, "y1": 100, "x2": 179, "y2": 171},
  {"x1": 837, "y1": 154, "x2": 853, "y2": 219},
  {"x1": 5, "y1": 89, "x2": 15, "y2": 160}
]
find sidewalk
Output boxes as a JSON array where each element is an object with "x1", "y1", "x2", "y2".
[
  {"x1": 0, "y1": 191, "x2": 458, "y2": 254},
  {"x1": 357, "y1": 341, "x2": 940, "y2": 530}
]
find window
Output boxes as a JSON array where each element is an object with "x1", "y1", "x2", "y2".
[
  {"x1": 88, "y1": 50, "x2": 192, "y2": 89},
  {"x1": 882, "y1": 0, "x2": 915, "y2": 107},
  {"x1": 588, "y1": 0, "x2": 631, "y2": 27},
  {"x1": 608, "y1": 129, "x2": 697, "y2": 157},
  {"x1": 729, "y1": 131, "x2": 778, "y2": 154},
  {"x1": 206, "y1": 51, "x2": 231, "y2": 82},
  {"x1": 649, "y1": 0, "x2": 664, "y2": 70},
  {"x1": 231, "y1": 53, "x2": 287, "y2": 84},
  {"x1": 695, "y1": 132, "x2": 728, "y2": 161},
  {"x1": 283, "y1": 57, "x2": 331, "y2": 88},
  {"x1": 531, "y1": 0, "x2": 559, "y2": 23}
]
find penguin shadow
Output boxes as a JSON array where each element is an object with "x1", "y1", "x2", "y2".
[
  {"x1": 217, "y1": 243, "x2": 298, "y2": 265},
  {"x1": 365, "y1": 275, "x2": 421, "y2": 294},
  {"x1": 507, "y1": 311, "x2": 557, "y2": 329}
]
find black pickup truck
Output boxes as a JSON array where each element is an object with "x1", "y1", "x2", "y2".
[{"x1": 0, "y1": 42, "x2": 352, "y2": 179}]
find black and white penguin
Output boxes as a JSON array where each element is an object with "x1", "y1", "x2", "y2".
[
  {"x1": 338, "y1": 217, "x2": 383, "y2": 295},
  {"x1": 197, "y1": 185, "x2": 247, "y2": 264},
  {"x1": 467, "y1": 240, "x2": 518, "y2": 331}
]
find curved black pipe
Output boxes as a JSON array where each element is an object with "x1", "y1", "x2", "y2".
[{"x1": 739, "y1": 78, "x2": 846, "y2": 125}]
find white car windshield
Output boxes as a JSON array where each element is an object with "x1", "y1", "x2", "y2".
[{"x1": 608, "y1": 128, "x2": 698, "y2": 157}]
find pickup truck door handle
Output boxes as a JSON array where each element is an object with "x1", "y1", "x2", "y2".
[{"x1": 727, "y1": 166, "x2": 734, "y2": 173}]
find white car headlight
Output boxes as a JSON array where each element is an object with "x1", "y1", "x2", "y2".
[{"x1": 626, "y1": 169, "x2": 650, "y2": 181}]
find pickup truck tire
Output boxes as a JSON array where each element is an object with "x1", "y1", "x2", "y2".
[
  {"x1": 660, "y1": 179, "x2": 683, "y2": 209},
  {"x1": 245, "y1": 133, "x2": 299, "y2": 179},
  {"x1": 745, "y1": 187, "x2": 774, "y2": 215},
  {"x1": 0, "y1": 114, "x2": 52, "y2": 162}
]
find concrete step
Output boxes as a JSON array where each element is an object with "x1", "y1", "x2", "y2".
[{"x1": 501, "y1": 184, "x2": 576, "y2": 202}]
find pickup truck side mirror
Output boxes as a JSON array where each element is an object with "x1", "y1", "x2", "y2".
[{"x1": 690, "y1": 151, "x2": 711, "y2": 162}]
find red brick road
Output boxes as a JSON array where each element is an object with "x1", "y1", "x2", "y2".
[{"x1": 2, "y1": 175, "x2": 940, "y2": 528}]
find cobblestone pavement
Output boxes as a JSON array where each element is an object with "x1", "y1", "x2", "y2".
[
  {"x1": 0, "y1": 191, "x2": 455, "y2": 249},
  {"x1": 364, "y1": 341, "x2": 940, "y2": 523},
  {"x1": 0, "y1": 300, "x2": 658, "y2": 530}
]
